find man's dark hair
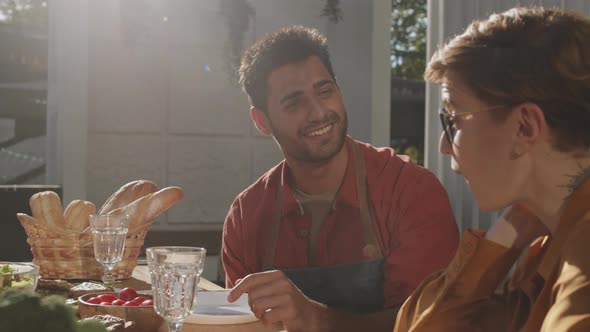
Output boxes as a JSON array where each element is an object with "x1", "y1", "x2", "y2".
[{"x1": 239, "y1": 25, "x2": 336, "y2": 112}]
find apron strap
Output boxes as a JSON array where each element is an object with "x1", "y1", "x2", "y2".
[
  {"x1": 351, "y1": 139, "x2": 383, "y2": 259},
  {"x1": 308, "y1": 206, "x2": 326, "y2": 266},
  {"x1": 262, "y1": 179, "x2": 283, "y2": 270}
]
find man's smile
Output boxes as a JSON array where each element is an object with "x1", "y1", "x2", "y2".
[{"x1": 304, "y1": 123, "x2": 334, "y2": 137}]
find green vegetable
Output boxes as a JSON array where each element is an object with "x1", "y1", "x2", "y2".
[
  {"x1": 0, "y1": 264, "x2": 15, "y2": 274},
  {"x1": 0, "y1": 264, "x2": 32, "y2": 291},
  {"x1": 0, "y1": 264, "x2": 16, "y2": 289},
  {"x1": 0, "y1": 289, "x2": 108, "y2": 332}
]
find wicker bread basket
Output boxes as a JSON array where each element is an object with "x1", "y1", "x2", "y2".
[
  {"x1": 19, "y1": 217, "x2": 152, "y2": 280},
  {"x1": 17, "y1": 181, "x2": 184, "y2": 280}
]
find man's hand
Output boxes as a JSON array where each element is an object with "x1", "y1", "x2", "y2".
[
  {"x1": 486, "y1": 204, "x2": 550, "y2": 251},
  {"x1": 227, "y1": 270, "x2": 328, "y2": 332}
]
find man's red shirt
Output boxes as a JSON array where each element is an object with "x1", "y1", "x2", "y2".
[{"x1": 222, "y1": 139, "x2": 459, "y2": 308}]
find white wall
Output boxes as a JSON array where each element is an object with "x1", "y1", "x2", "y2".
[
  {"x1": 425, "y1": 0, "x2": 590, "y2": 232},
  {"x1": 48, "y1": 0, "x2": 391, "y2": 228},
  {"x1": 46, "y1": 0, "x2": 89, "y2": 204}
]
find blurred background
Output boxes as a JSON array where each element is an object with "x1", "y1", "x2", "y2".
[{"x1": 2, "y1": 0, "x2": 589, "y2": 282}]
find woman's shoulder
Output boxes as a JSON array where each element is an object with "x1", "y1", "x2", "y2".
[{"x1": 561, "y1": 212, "x2": 590, "y2": 270}]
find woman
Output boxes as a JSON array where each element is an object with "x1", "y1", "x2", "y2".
[{"x1": 394, "y1": 6, "x2": 590, "y2": 332}]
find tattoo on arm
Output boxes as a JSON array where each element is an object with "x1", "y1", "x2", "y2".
[{"x1": 561, "y1": 162, "x2": 590, "y2": 193}]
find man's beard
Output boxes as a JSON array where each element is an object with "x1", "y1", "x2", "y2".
[{"x1": 271, "y1": 111, "x2": 348, "y2": 164}]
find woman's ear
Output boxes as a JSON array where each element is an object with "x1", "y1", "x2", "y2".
[
  {"x1": 511, "y1": 103, "x2": 547, "y2": 157},
  {"x1": 250, "y1": 107, "x2": 273, "y2": 136}
]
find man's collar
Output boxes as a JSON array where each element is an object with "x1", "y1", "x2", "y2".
[
  {"x1": 279, "y1": 138, "x2": 361, "y2": 217},
  {"x1": 335, "y1": 138, "x2": 361, "y2": 209},
  {"x1": 279, "y1": 162, "x2": 303, "y2": 216}
]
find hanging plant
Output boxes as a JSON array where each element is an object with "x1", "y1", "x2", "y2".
[
  {"x1": 219, "y1": 0, "x2": 255, "y2": 86},
  {"x1": 321, "y1": 0, "x2": 342, "y2": 23},
  {"x1": 220, "y1": 0, "x2": 342, "y2": 85}
]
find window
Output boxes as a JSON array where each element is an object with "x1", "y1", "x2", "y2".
[{"x1": 0, "y1": 0, "x2": 48, "y2": 184}]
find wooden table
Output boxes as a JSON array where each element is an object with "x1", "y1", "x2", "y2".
[{"x1": 131, "y1": 266, "x2": 283, "y2": 332}]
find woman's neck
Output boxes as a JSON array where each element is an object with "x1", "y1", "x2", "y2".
[{"x1": 524, "y1": 152, "x2": 590, "y2": 233}]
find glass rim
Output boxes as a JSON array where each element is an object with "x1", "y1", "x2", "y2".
[
  {"x1": 89, "y1": 214, "x2": 130, "y2": 230},
  {"x1": 0, "y1": 262, "x2": 39, "y2": 275},
  {"x1": 146, "y1": 246, "x2": 207, "y2": 253},
  {"x1": 89, "y1": 213, "x2": 130, "y2": 219}
]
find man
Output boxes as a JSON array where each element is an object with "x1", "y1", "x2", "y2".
[{"x1": 222, "y1": 26, "x2": 459, "y2": 332}]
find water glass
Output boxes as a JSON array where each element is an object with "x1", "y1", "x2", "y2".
[
  {"x1": 191, "y1": 257, "x2": 205, "y2": 313},
  {"x1": 147, "y1": 246, "x2": 206, "y2": 332},
  {"x1": 89, "y1": 214, "x2": 130, "y2": 283}
]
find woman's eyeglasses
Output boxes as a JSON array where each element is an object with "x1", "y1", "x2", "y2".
[{"x1": 439, "y1": 105, "x2": 511, "y2": 144}]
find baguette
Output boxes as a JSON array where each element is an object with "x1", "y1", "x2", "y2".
[
  {"x1": 64, "y1": 200, "x2": 96, "y2": 232},
  {"x1": 16, "y1": 213, "x2": 39, "y2": 226},
  {"x1": 17, "y1": 212, "x2": 71, "y2": 236},
  {"x1": 98, "y1": 180, "x2": 158, "y2": 214},
  {"x1": 29, "y1": 193, "x2": 44, "y2": 224},
  {"x1": 29, "y1": 191, "x2": 66, "y2": 230},
  {"x1": 109, "y1": 186, "x2": 184, "y2": 232}
]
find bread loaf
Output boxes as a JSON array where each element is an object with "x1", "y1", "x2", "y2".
[
  {"x1": 19, "y1": 181, "x2": 184, "y2": 280},
  {"x1": 98, "y1": 180, "x2": 158, "y2": 214},
  {"x1": 29, "y1": 191, "x2": 66, "y2": 230},
  {"x1": 64, "y1": 200, "x2": 97, "y2": 232},
  {"x1": 108, "y1": 186, "x2": 184, "y2": 232},
  {"x1": 16, "y1": 213, "x2": 39, "y2": 226},
  {"x1": 29, "y1": 194, "x2": 44, "y2": 224}
]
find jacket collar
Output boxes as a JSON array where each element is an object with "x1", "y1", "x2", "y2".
[{"x1": 537, "y1": 175, "x2": 590, "y2": 279}]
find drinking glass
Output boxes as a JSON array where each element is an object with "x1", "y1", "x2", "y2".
[
  {"x1": 147, "y1": 246, "x2": 206, "y2": 332},
  {"x1": 190, "y1": 256, "x2": 206, "y2": 313},
  {"x1": 89, "y1": 214, "x2": 129, "y2": 283}
]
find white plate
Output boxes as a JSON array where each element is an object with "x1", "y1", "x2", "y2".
[{"x1": 185, "y1": 290, "x2": 257, "y2": 325}]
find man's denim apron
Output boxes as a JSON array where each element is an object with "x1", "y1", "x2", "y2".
[{"x1": 263, "y1": 138, "x2": 385, "y2": 313}]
